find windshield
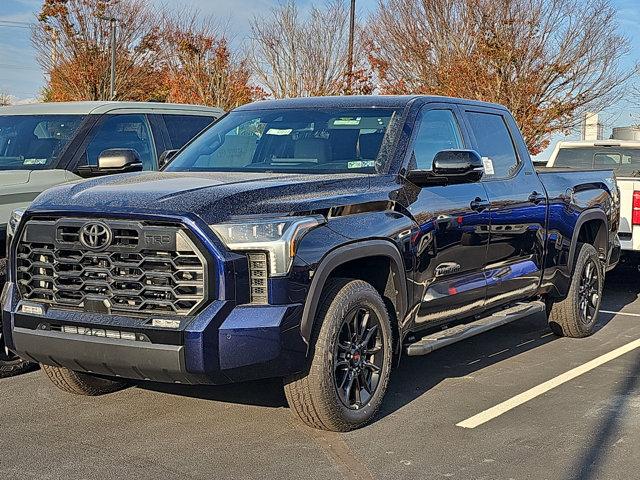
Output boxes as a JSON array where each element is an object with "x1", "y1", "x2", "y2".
[
  {"x1": 553, "y1": 146, "x2": 640, "y2": 176},
  {"x1": 0, "y1": 114, "x2": 86, "y2": 171},
  {"x1": 165, "y1": 108, "x2": 400, "y2": 174}
]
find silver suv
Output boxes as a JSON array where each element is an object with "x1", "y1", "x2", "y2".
[{"x1": 0, "y1": 101, "x2": 223, "y2": 377}]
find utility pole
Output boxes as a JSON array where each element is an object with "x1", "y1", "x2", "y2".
[
  {"x1": 109, "y1": 17, "x2": 117, "y2": 100},
  {"x1": 346, "y1": 0, "x2": 356, "y2": 94}
]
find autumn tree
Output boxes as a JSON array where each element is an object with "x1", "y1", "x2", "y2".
[
  {"x1": 0, "y1": 92, "x2": 11, "y2": 106},
  {"x1": 249, "y1": 0, "x2": 372, "y2": 98},
  {"x1": 368, "y1": 0, "x2": 635, "y2": 154},
  {"x1": 161, "y1": 12, "x2": 264, "y2": 110},
  {"x1": 33, "y1": 0, "x2": 166, "y2": 102}
]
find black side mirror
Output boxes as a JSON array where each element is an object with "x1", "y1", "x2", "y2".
[
  {"x1": 159, "y1": 149, "x2": 179, "y2": 169},
  {"x1": 97, "y1": 149, "x2": 143, "y2": 173},
  {"x1": 407, "y1": 149, "x2": 484, "y2": 187}
]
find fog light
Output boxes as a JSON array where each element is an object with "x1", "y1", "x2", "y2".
[
  {"x1": 20, "y1": 304, "x2": 43, "y2": 315},
  {"x1": 151, "y1": 318, "x2": 181, "y2": 329}
]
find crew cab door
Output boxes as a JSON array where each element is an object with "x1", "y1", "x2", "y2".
[
  {"x1": 403, "y1": 104, "x2": 491, "y2": 327},
  {"x1": 461, "y1": 106, "x2": 547, "y2": 307}
]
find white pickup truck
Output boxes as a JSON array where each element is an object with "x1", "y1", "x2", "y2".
[{"x1": 546, "y1": 140, "x2": 639, "y2": 259}]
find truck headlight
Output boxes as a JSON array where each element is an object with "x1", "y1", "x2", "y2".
[
  {"x1": 6, "y1": 208, "x2": 25, "y2": 254},
  {"x1": 210, "y1": 216, "x2": 325, "y2": 276}
]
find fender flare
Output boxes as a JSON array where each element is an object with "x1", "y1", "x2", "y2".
[
  {"x1": 568, "y1": 209, "x2": 608, "y2": 272},
  {"x1": 300, "y1": 239, "x2": 408, "y2": 346}
]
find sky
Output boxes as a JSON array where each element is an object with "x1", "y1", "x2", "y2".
[{"x1": 0, "y1": 0, "x2": 639, "y2": 158}]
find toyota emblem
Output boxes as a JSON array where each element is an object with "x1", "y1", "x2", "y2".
[{"x1": 79, "y1": 222, "x2": 112, "y2": 251}]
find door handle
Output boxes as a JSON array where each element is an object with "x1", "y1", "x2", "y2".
[
  {"x1": 470, "y1": 197, "x2": 490, "y2": 212},
  {"x1": 528, "y1": 191, "x2": 546, "y2": 204}
]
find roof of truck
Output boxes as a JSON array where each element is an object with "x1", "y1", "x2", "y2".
[
  {"x1": 235, "y1": 95, "x2": 508, "y2": 111},
  {"x1": 0, "y1": 101, "x2": 224, "y2": 116},
  {"x1": 557, "y1": 140, "x2": 640, "y2": 148}
]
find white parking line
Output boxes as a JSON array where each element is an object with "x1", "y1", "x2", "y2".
[
  {"x1": 457, "y1": 338, "x2": 640, "y2": 429},
  {"x1": 601, "y1": 310, "x2": 640, "y2": 318}
]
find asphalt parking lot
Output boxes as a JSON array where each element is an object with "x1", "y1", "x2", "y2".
[{"x1": 1, "y1": 266, "x2": 639, "y2": 480}]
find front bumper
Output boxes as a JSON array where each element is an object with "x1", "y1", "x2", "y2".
[{"x1": 2, "y1": 280, "x2": 307, "y2": 385}]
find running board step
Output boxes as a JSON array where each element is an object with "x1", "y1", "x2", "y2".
[{"x1": 405, "y1": 301, "x2": 546, "y2": 356}]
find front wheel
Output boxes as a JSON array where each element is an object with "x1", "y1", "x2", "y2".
[
  {"x1": 42, "y1": 365, "x2": 127, "y2": 396},
  {"x1": 285, "y1": 279, "x2": 393, "y2": 431},
  {"x1": 547, "y1": 243, "x2": 604, "y2": 338},
  {"x1": 0, "y1": 339, "x2": 37, "y2": 378},
  {"x1": 0, "y1": 259, "x2": 37, "y2": 378}
]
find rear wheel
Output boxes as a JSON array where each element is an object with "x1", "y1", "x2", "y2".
[
  {"x1": 42, "y1": 365, "x2": 127, "y2": 396},
  {"x1": 0, "y1": 258, "x2": 37, "y2": 378},
  {"x1": 285, "y1": 279, "x2": 393, "y2": 431},
  {"x1": 547, "y1": 243, "x2": 603, "y2": 338}
]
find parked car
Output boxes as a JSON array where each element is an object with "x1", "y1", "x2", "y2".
[
  {"x1": 545, "y1": 140, "x2": 638, "y2": 264},
  {"x1": 0, "y1": 101, "x2": 223, "y2": 377},
  {"x1": 2, "y1": 96, "x2": 620, "y2": 431}
]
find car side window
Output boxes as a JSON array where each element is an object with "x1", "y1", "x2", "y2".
[
  {"x1": 466, "y1": 112, "x2": 519, "y2": 178},
  {"x1": 411, "y1": 109, "x2": 463, "y2": 170},
  {"x1": 82, "y1": 114, "x2": 156, "y2": 170},
  {"x1": 162, "y1": 115, "x2": 217, "y2": 149}
]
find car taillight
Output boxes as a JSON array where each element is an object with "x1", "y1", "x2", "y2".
[{"x1": 633, "y1": 191, "x2": 640, "y2": 226}]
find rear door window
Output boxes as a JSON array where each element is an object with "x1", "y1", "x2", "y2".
[
  {"x1": 466, "y1": 111, "x2": 520, "y2": 178},
  {"x1": 163, "y1": 115, "x2": 217, "y2": 149}
]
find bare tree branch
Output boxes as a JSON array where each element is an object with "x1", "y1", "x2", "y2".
[{"x1": 367, "y1": 0, "x2": 636, "y2": 153}]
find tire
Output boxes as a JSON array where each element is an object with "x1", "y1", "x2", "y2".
[
  {"x1": 548, "y1": 243, "x2": 604, "y2": 338},
  {"x1": 41, "y1": 364, "x2": 127, "y2": 396},
  {"x1": 0, "y1": 258, "x2": 38, "y2": 378},
  {"x1": 284, "y1": 279, "x2": 394, "y2": 431}
]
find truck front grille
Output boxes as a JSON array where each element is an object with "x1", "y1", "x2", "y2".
[{"x1": 15, "y1": 218, "x2": 207, "y2": 316}]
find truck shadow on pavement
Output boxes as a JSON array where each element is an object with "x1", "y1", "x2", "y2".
[
  {"x1": 141, "y1": 267, "x2": 633, "y2": 419},
  {"x1": 567, "y1": 349, "x2": 640, "y2": 480}
]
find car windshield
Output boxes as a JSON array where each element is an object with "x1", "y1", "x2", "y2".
[
  {"x1": 165, "y1": 108, "x2": 400, "y2": 174},
  {"x1": 0, "y1": 114, "x2": 86, "y2": 171},
  {"x1": 554, "y1": 146, "x2": 640, "y2": 177}
]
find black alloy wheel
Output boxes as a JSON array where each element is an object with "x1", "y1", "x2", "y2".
[
  {"x1": 578, "y1": 258, "x2": 600, "y2": 325},
  {"x1": 334, "y1": 307, "x2": 385, "y2": 410}
]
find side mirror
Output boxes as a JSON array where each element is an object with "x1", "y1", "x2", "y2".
[
  {"x1": 433, "y1": 149, "x2": 484, "y2": 180},
  {"x1": 407, "y1": 149, "x2": 484, "y2": 187},
  {"x1": 97, "y1": 149, "x2": 143, "y2": 173},
  {"x1": 158, "y1": 149, "x2": 179, "y2": 169}
]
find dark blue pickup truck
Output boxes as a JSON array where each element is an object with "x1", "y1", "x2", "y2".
[{"x1": 2, "y1": 96, "x2": 620, "y2": 431}]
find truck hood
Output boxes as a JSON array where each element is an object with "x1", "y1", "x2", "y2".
[
  {"x1": 29, "y1": 171, "x2": 392, "y2": 224},
  {"x1": 0, "y1": 170, "x2": 31, "y2": 186}
]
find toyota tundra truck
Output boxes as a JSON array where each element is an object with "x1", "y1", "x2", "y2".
[{"x1": 1, "y1": 96, "x2": 620, "y2": 431}]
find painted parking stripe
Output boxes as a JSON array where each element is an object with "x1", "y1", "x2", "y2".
[
  {"x1": 457, "y1": 338, "x2": 640, "y2": 429},
  {"x1": 601, "y1": 310, "x2": 640, "y2": 317}
]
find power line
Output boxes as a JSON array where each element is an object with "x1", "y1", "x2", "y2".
[
  {"x1": 0, "y1": 63, "x2": 41, "y2": 71},
  {"x1": 0, "y1": 21, "x2": 32, "y2": 30},
  {"x1": 0, "y1": 20, "x2": 33, "y2": 26}
]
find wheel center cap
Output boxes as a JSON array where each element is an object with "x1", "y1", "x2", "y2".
[{"x1": 352, "y1": 351, "x2": 361, "y2": 364}]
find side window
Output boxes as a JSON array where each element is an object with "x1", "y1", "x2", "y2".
[
  {"x1": 466, "y1": 112, "x2": 519, "y2": 178},
  {"x1": 411, "y1": 109, "x2": 463, "y2": 170},
  {"x1": 83, "y1": 114, "x2": 156, "y2": 170},
  {"x1": 163, "y1": 115, "x2": 216, "y2": 149}
]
